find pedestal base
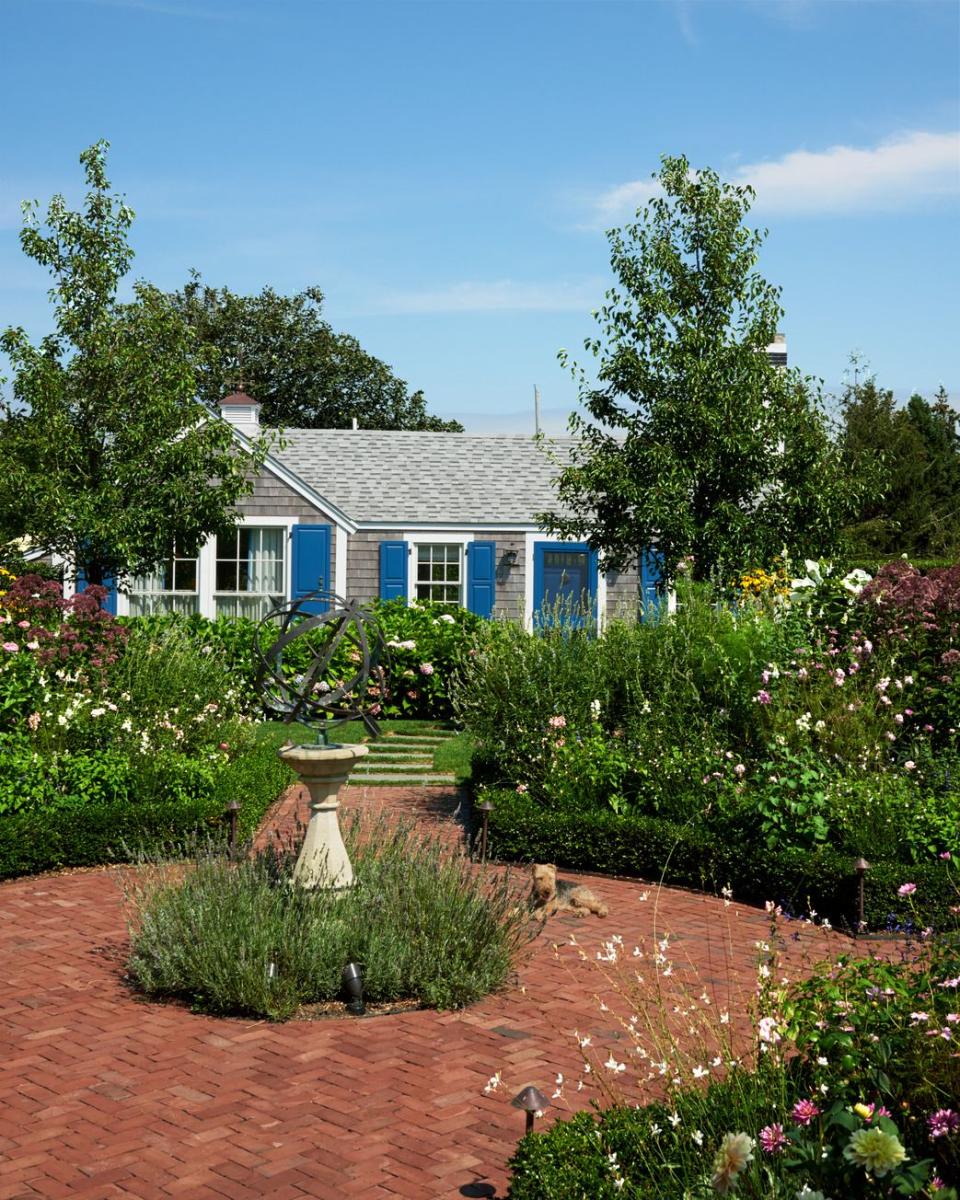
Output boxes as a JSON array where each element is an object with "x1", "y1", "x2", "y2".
[{"x1": 278, "y1": 742, "x2": 369, "y2": 889}]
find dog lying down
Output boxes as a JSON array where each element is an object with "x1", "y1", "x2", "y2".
[{"x1": 530, "y1": 863, "x2": 608, "y2": 919}]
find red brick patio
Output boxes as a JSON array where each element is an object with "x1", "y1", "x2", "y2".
[{"x1": 0, "y1": 784, "x2": 850, "y2": 1200}]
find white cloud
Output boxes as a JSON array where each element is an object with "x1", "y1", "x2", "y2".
[
  {"x1": 370, "y1": 278, "x2": 605, "y2": 315},
  {"x1": 591, "y1": 130, "x2": 960, "y2": 224}
]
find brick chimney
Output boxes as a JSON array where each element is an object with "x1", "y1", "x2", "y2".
[{"x1": 219, "y1": 390, "x2": 261, "y2": 436}]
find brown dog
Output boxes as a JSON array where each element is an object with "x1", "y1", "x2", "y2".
[{"x1": 530, "y1": 864, "x2": 608, "y2": 919}]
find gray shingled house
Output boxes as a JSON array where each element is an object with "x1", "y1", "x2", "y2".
[{"x1": 88, "y1": 390, "x2": 658, "y2": 624}]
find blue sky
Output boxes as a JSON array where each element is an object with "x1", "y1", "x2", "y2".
[{"x1": 1, "y1": 0, "x2": 958, "y2": 432}]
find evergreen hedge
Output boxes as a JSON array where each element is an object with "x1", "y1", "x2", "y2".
[
  {"x1": 0, "y1": 736, "x2": 293, "y2": 879},
  {"x1": 483, "y1": 789, "x2": 956, "y2": 932}
]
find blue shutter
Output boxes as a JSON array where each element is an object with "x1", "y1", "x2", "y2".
[
  {"x1": 291, "y1": 524, "x2": 331, "y2": 611},
  {"x1": 467, "y1": 541, "x2": 496, "y2": 618},
  {"x1": 379, "y1": 541, "x2": 408, "y2": 601},
  {"x1": 639, "y1": 547, "x2": 663, "y2": 621},
  {"x1": 76, "y1": 568, "x2": 117, "y2": 615}
]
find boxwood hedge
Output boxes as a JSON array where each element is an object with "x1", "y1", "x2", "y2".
[
  {"x1": 0, "y1": 734, "x2": 293, "y2": 879},
  {"x1": 483, "y1": 789, "x2": 956, "y2": 932}
]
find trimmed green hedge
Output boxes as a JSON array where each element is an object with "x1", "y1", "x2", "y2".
[
  {"x1": 0, "y1": 735, "x2": 294, "y2": 879},
  {"x1": 483, "y1": 789, "x2": 956, "y2": 932}
]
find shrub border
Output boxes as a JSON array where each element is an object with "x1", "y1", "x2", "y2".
[
  {"x1": 0, "y1": 737, "x2": 293, "y2": 880},
  {"x1": 482, "y1": 789, "x2": 956, "y2": 931}
]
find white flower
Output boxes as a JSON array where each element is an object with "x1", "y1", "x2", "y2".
[
  {"x1": 590, "y1": 699, "x2": 601, "y2": 720},
  {"x1": 90, "y1": 707, "x2": 106, "y2": 718},
  {"x1": 668, "y1": 1112, "x2": 681, "y2": 1127},
  {"x1": 692, "y1": 1065, "x2": 708, "y2": 1078},
  {"x1": 691, "y1": 1129, "x2": 704, "y2": 1147},
  {"x1": 482, "y1": 1072, "x2": 502, "y2": 1093},
  {"x1": 604, "y1": 1054, "x2": 626, "y2": 1073},
  {"x1": 841, "y1": 569, "x2": 871, "y2": 595}
]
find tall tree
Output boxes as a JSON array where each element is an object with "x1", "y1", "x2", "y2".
[
  {"x1": 539, "y1": 155, "x2": 856, "y2": 585},
  {"x1": 169, "y1": 276, "x2": 464, "y2": 432},
  {"x1": 840, "y1": 366, "x2": 960, "y2": 558},
  {"x1": 0, "y1": 142, "x2": 268, "y2": 586}
]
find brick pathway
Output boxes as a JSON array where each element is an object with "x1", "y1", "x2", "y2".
[{"x1": 0, "y1": 784, "x2": 852, "y2": 1200}]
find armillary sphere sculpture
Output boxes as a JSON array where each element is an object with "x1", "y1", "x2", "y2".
[{"x1": 253, "y1": 590, "x2": 388, "y2": 889}]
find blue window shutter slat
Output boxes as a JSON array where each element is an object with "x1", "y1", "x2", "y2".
[
  {"x1": 291, "y1": 525, "x2": 331, "y2": 610},
  {"x1": 380, "y1": 541, "x2": 408, "y2": 601},
  {"x1": 76, "y1": 568, "x2": 117, "y2": 615},
  {"x1": 467, "y1": 541, "x2": 496, "y2": 618}
]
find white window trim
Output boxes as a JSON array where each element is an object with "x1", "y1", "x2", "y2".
[
  {"x1": 403, "y1": 531, "x2": 474, "y2": 607},
  {"x1": 114, "y1": 518, "x2": 295, "y2": 619}
]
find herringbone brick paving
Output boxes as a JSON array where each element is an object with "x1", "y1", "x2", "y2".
[{"x1": 1, "y1": 783, "x2": 851, "y2": 1199}]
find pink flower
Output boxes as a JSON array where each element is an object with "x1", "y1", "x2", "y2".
[
  {"x1": 734, "y1": 763, "x2": 746, "y2": 778},
  {"x1": 894, "y1": 713, "x2": 904, "y2": 724},
  {"x1": 548, "y1": 715, "x2": 567, "y2": 729},
  {"x1": 833, "y1": 668, "x2": 846, "y2": 686},
  {"x1": 791, "y1": 1099, "x2": 821, "y2": 1126},
  {"x1": 928, "y1": 1109, "x2": 959, "y2": 1140},
  {"x1": 898, "y1": 882, "x2": 917, "y2": 896},
  {"x1": 419, "y1": 662, "x2": 434, "y2": 676},
  {"x1": 1, "y1": 642, "x2": 18, "y2": 653},
  {"x1": 26, "y1": 712, "x2": 41, "y2": 731},
  {"x1": 16, "y1": 619, "x2": 29, "y2": 629},
  {"x1": 904, "y1": 760, "x2": 916, "y2": 771},
  {"x1": 941, "y1": 852, "x2": 952, "y2": 860},
  {"x1": 759, "y1": 1123, "x2": 788, "y2": 1154},
  {"x1": 755, "y1": 690, "x2": 772, "y2": 705}
]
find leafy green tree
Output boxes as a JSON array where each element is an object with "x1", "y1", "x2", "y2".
[
  {"x1": 539, "y1": 155, "x2": 856, "y2": 586},
  {"x1": 840, "y1": 365, "x2": 960, "y2": 558},
  {"x1": 0, "y1": 142, "x2": 268, "y2": 587},
  {"x1": 169, "y1": 275, "x2": 464, "y2": 432}
]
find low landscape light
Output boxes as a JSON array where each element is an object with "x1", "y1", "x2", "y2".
[
  {"x1": 477, "y1": 798, "x2": 494, "y2": 863},
  {"x1": 342, "y1": 962, "x2": 365, "y2": 1015},
  {"x1": 224, "y1": 799, "x2": 241, "y2": 852},
  {"x1": 853, "y1": 856, "x2": 871, "y2": 935},
  {"x1": 511, "y1": 1085, "x2": 550, "y2": 1135}
]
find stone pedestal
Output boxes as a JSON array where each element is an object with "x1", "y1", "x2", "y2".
[{"x1": 279, "y1": 742, "x2": 369, "y2": 889}]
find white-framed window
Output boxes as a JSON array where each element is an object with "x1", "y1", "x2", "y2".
[
  {"x1": 214, "y1": 526, "x2": 285, "y2": 620},
  {"x1": 128, "y1": 549, "x2": 200, "y2": 616},
  {"x1": 415, "y1": 542, "x2": 464, "y2": 604}
]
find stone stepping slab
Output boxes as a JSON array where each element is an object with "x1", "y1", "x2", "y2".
[
  {"x1": 353, "y1": 772, "x2": 459, "y2": 785},
  {"x1": 354, "y1": 762, "x2": 435, "y2": 774}
]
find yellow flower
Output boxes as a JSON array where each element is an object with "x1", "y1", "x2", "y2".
[{"x1": 853, "y1": 1103, "x2": 872, "y2": 1120}]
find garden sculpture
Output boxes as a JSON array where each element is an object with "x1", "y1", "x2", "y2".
[{"x1": 253, "y1": 591, "x2": 387, "y2": 889}]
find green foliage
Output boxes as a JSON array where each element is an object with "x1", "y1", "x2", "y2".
[
  {"x1": 538, "y1": 154, "x2": 860, "y2": 585},
  {"x1": 124, "y1": 814, "x2": 529, "y2": 1019},
  {"x1": 121, "y1": 597, "x2": 481, "y2": 721},
  {"x1": 168, "y1": 273, "x2": 463, "y2": 431},
  {"x1": 0, "y1": 731, "x2": 292, "y2": 879},
  {"x1": 839, "y1": 361, "x2": 960, "y2": 559},
  {"x1": 482, "y1": 788, "x2": 959, "y2": 930},
  {"x1": 0, "y1": 143, "x2": 269, "y2": 586}
]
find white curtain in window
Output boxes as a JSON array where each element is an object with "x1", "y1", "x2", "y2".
[{"x1": 248, "y1": 528, "x2": 283, "y2": 596}]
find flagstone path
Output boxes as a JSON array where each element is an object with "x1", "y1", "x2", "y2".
[{"x1": 1, "y1": 782, "x2": 853, "y2": 1200}]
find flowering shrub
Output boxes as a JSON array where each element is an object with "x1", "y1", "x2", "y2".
[{"x1": 859, "y1": 561, "x2": 960, "y2": 745}]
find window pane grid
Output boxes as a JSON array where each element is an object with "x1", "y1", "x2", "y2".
[
  {"x1": 416, "y1": 543, "x2": 463, "y2": 605},
  {"x1": 215, "y1": 526, "x2": 285, "y2": 621},
  {"x1": 129, "y1": 548, "x2": 200, "y2": 615}
]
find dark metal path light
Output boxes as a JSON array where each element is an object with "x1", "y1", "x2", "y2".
[
  {"x1": 853, "y1": 856, "x2": 870, "y2": 935},
  {"x1": 224, "y1": 799, "x2": 240, "y2": 853},
  {"x1": 511, "y1": 1085, "x2": 550, "y2": 1136},
  {"x1": 477, "y1": 799, "x2": 493, "y2": 864},
  {"x1": 342, "y1": 962, "x2": 365, "y2": 1015}
]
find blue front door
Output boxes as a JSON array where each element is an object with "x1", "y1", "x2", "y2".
[{"x1": 533, "y1": 542, "x2": 598, "y2": 625}]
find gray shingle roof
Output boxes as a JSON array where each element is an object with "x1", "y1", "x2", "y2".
[{"x1": 273, "y1": 430, "x2": 577, "y2": 525}]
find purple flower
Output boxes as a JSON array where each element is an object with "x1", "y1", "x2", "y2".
[
  {"x1": 755, "y1": 690, "x2": 772, "y2": 705},
  {"x1": 419, "y1": 662, "x2": 434, "y2": 676},
  {"x1": 928, "y1": 1109, "x2": 959, "y2": 1140}
]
